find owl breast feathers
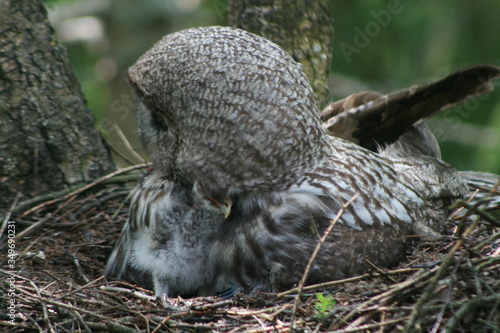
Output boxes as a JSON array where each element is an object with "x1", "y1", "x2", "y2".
[{"x1": 105, "y1": 26, "x2": 499, "y2": 297}]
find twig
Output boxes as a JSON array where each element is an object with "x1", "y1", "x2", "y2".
[
  {"x1": 23, "y1": 313, "x2": 44, "y2": 332},
  {"x1": 404, "y1": 216, "x2": 481, "y2": 331},
  {"x1": 226, "y1": 320, "x2": 294, "y2": 333},
  {"x1": 14, "y1": 184, "x2": 84, "y2": 216},
  {"x1": 0, "y1": 321, "x2": 34, "y2": 329},
  {"x1": 73, "y1": 255, "x2": 90, "y2": 283},
  {"x1": 192, "y1": 299, "x2": 234, "y2": 311},
  {"x1": 246, "y1": 322, "x2": 291, "y2": 333},
  {"x1": 363, "y1": 258, "x2": 397, "y2": 283},
  {"x1": 0, "y1": 192, "x2": 21, "y2": 240},
  {"x1": 469, "y1": 184, "x2": 500, "y2": 195},
  {"x1": 65, "y1": 308, "x2": 93, "y2": 333},
  {"x1": 330, "y1": 316, "x2": 408, "y2": 333},
  {"x1": 112, "y1": 123, "x2": 147, "y2": 165},
  {"x1": 108, "y1": 136, "x2": 141, "y2": 168},
  {"x1": 103, "y1": 173, "x2": 143, "y2": 185},
  {"x1": 100, "y1": 286, "x2": 157, "y2": 302},
  {"x1": 443, "y1": 295, "x2": 500, "y2": 332},
  {"x1": 225, "y1": 304, "x2": 290, "y2": 319},
  {"x1": 15, "y1": 213, "x2": 53, "y2": 240},
  {"x1": 18, "y1": 164, "x2": 147, "y2": 218},
  {"x1": 451, "y1": 199, "x2": 500, "y2": 227},
  {"x1": 291, "y1": 194, "x2": 359, "y2": 328},
  {"x1": 103, "y1": 320, "x2": 138, "y2": 333},
  {"x1": 277, "y1": 267, "x2": 419, "y2": 297},
  {"x1": 15, "y1": 284, "x2": 116, "y2": 322},
  {"x1": 150, "y1": 317, "x2": 230, "y2": 331},
  {"x1": 334, "y1": 267, "x2": 437, "y2": 329},
  {"x1": 74, "y1": 190, "x2": 130, "y2": 216},
  {"x1": 61, "y1": 276, "x2": 105, "y2": 297},
  {"x1": 428, "y1": 286, "x2": 451, "y2": 333},
  {"x1": 151, "y1": 316, "x2": 171, "y2": 333},
  {"x1": 29, "y1": 280, "x2": 56, "y2": 333},
  {"x1": 448, "y1": 189, "x2": 479, "y2": 220},
  {"x1": 252, "y1": 314, "x2": 267, "y2": 331}
]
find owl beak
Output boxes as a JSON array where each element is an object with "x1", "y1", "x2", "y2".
[
  {"x1": 219, "y1": 197, "x2": 233, "y2": 219},
  {"x1": 205, "y1": 196, "x2": 233, "y2": 219}
]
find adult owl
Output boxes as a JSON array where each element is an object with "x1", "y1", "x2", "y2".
[{"x1": 105, "y1": 26, "x2": 499, "y2": 297}]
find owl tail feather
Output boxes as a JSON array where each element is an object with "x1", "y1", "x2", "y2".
[{"x1": 322, "y1": 64, "x2": 500, "y2": 151}]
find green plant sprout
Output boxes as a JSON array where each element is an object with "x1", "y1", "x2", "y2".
[{"x1": 314, "y1": 293, "x2": 337, "y2": 320}]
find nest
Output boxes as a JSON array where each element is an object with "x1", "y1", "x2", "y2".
[{"x1": 1, "y1": 166, "x2": 499, "y2": 332}]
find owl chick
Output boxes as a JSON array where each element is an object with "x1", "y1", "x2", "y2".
[
  {"x1": 105, "y1": 26, "x2": 497, "y2": 296},
  {"x1": 104, "y1": 169, "x2": 225, "y2": 297}
]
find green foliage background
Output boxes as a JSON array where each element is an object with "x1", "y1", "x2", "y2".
[
  {"x1": 330, "y1": 0, "x2": 500, "y2": 173},
  {"x1": 46, "y1": 0, "x2": 499, "y2": 173}
]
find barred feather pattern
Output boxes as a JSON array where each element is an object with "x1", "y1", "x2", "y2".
[
  {"x1": 105, "y1": 26, "x2": 472, "y2": 296},
  {"x1": 209, "y1": 136, "x2": 468, "y2": 291},
  {"x1": 127, "y1": 26, "x2": 330, "y2": 202},
  {"x1": 105, "y1": 171, "x2": 224, "y2": 296}
]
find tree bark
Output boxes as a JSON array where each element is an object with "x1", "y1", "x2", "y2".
[
  {"x1": 0, "y1": 0, "x2": 116, "y2": 210},
  {"x1": 228, "y1": 0, "x2": 333, "y2": 108}
]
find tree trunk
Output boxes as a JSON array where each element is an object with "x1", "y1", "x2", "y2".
[
  {"x1": 0, "y1": 0, "x2": 116, "y2": 210},
  {"x1": 228, "y1": 0, "x2": 333, "y2": 108}
]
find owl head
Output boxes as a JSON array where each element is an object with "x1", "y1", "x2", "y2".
[{"x1": 128, "y1": 26, "x2": 331, "y2": 202}]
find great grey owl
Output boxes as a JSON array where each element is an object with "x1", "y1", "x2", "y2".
[{"x1": 104, "y1": 26, "x2": 500, "y2": 297}]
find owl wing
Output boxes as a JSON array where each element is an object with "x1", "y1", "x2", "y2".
[
  {"x1": 210, "y1": 137, "x2": 428, "y2": 291},
  {"x1": 321, "y1": 65, "x2": 500, "y2": 151}
]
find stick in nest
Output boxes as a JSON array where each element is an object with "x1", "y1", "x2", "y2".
[
  {"x1": 404, "y1": 214, "x2": 481, "y2": 330},
  {"x1": 18, "y1": 163, "x2": 148, "y2": 218},
  {"x1": 0, "y1": 192, "x2": 21, "y2": 241},
  {"x1": 290, "y1": 194, "x2": 359, "y2": 329}
]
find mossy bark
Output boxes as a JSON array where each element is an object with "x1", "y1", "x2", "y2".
[{"x1": 0, "y1": 0, "x2": 116, "y2": 210}]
